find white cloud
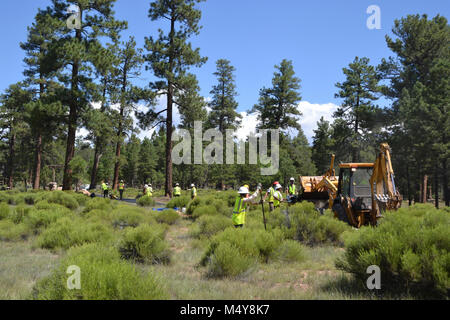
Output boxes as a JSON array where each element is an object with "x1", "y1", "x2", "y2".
[
  {"x1": 235, "y1": 112, "x2": 259, "y2": 141},
  {"x1": 297, "y1": 101, "x2": 338, "y2": 144}
]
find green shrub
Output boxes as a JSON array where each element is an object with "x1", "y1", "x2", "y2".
[
  {"x1": 267, "y1": 202, "x2": 351, "y2": 246},
  {"x1": 9, "y1": 205, "x2": 34, "y2": 224},
  {"x1": 34, "y1": 201, "x2": 67, "y2": 211},
  {"x1": 274, "y1": 240, "x2": 306, "y2": 263},
  {"x1": 192, "y1": 205, "x2": 218, "y2": 219},
  {"x1": 26, "y1": 207, "x2": 72, "y2": 234},
  {"x1": 83, "y1": 197, "x2": 115, "y2": 213},
  {"x1": 137, "y1": 195, "x2": 155, "y2": 207},
  {"x1": 206, "y1": 242, "x2": 257, "y2": 278},
  {"x1": 35, "y1": 192, "x2": 79, "y2": 210},
  {"x1": 33, "y1": 243, "x2": 169, "y2": 300},
  {"x1": 119, "y1": 224, "x2": 170, "y2": 264},
  {"x1": 336, "y1": 205, "x2": 450, "y2": 298},
  {"x1": 112, "y1": 206, "x2": 149, "y2": 228},
  {"x1": 0, "y1": 203, "x2": 10, "y2": 220},
  {"x1": 166, "y1": 196, "x2": 190, "y2": 209},
  {"x1": 36, "y1": 217, "x2": 114, "y2": 250},
  {"x1": 155, "y1": 209, "x2": 180, "y2": 225},
  {"x1": 191, "y1": 215, "x2": 231, "y2": 239},
  {"x1": 201, "y1": 228, "x2": 283, "y2": 277},
  {"x1": 0, "y1": 220, "x2": 30, "y2": 241},
  {"x1": 12, "y1": 193, "x2": 39, "y2": 205}
]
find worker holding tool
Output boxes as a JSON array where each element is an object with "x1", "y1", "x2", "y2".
[
  {"x1": 264, "y1": 182, "x2": 279, "y2": 212},
  {"x1": 101, "y1": 181, "x2": 109, "y2": 198},
  {"x1": 232, "y1": 185, "x2": 261, "y2": 228},
  {"x1": 119, "y1": 180, "x2": 125, "y2": 200},
  {"x1": 174, "y1": 183, "x2": 182, "y2": 197},
  {"x1": 273, "y1": 183, "x2": 284, "y2": 209},
  {"x1": 191, "y1": 184, "x2": 197, "y2": 200}
]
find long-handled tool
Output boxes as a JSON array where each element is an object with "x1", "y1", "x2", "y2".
[{"x1": 258, "y1": 183, "x2": 267, "y2": 231}]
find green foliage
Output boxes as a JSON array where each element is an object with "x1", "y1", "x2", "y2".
[
  {"x1": 0, "y1": 220, "x2": 30, "y2": 241},
  {"x1": 274, "y1": 240, "x2": 307, "y2": 263},
  {"x1": 26, "y1": 207, "x2": 72, "y2": 234},
  {"x1": 166, "y1": 196, "x2": 190, "y2": 209},
  {"x1": 118, "y1": 224, "x2": 170, "y2": 264},
  {"x1": 36, "y1": 217, "x2": 114, "y2": 250},
  {"x1": 267, "y1": 202, "x2": 351, "y2": 246},
  {"x1": 0, "y1": 203, "x2": 10, "y2": 220},
  {"x1": 336, "y1": 204, "x2": 450, "y2": 298},
  {"x1": 35, "y1": 192, "x2": 79, "y2": 210},
  {"x1": 9, "y1": 205, "x2": 34, "y2": 224},
  {"x1": 187, "y1": 195, "x2": 230, "y2": 219},
  {"x1": 191, "y1": 215, "x2": 231, "y2": 239},
  {"x1": 201, "y1": 228, "x2": 284, "y2": 277},
  {"x1": 112, "y1": 206, "x2": 151, "y2": 228},
  {"x1": 155, "y1": 209, "x2": 180, "y2": 225},
  {"x1": 33, "y1": 243, "x2": 168, "y2": 300},
  {"x1": 83, "y1": 197, "x2": 115, "y2": 213},
  {"x1": 137, "y1": 195, "x2": 155, "y2": 207}
]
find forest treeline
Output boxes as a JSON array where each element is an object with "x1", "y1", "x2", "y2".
[{"x1": 0, "y1": 0, "x2": 448, "y2": 207}]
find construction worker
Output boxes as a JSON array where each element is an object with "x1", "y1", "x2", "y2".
[
  {"x1": 273, "y1": 183, "x2": 284, "y2": 209},
  {"x1": 146, "y1": 184, "x2": 153, "y2": 197},
  {"x1": 191, "y1": 184, "x2": 197, "y2": 200},
  {"x1": 264, "y1": 182, "x2": 279, "y2": 212},
  {"x1": 174, "y1": 183, "x2": 182, "y2": 197},
  {"x1": 119, "y1": 180, "x2": 125, "y2": 200},
  {"x1": 101, "y1": 181, "x2": 109, "y2": 198},
  {"x1": 232, "y1": 185, "x2": 261, "y2": 228},
  {"x1": 287, "y1": 177, "x2": 297, "y2": 202}
]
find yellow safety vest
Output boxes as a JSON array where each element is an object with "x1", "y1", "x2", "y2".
[
  {"x1": 289, "y1": 184, "x2": 296, "y2": 195},
  {"x1": 102, "y1": 183, "x2": 108, "y2": 191},
  {"x1": 232, "y1": 196, "x2": 246, "y2": 226},
  {"x1": 273, "y1": 191, "x2": 282, "y2": 208},
  {"x1": 119, "y1": 183, "x2": 125, "y2": 190},
  {"x1": 268, "y1": 187, "x2": 275, "y2": 203},
  {"x1": 174, "y1": 186, "x2": 181, "y2": 196},
  {"x1": 191, "y1": 187, "x2": 197, "y2": 198},
  {"x1": 146, "y1": 187, "x2": 152, "y2": 197}
]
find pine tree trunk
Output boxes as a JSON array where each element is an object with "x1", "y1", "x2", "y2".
[
  {"x1": 422, "y1": 175, "x2": 428, "y2": 204},
  {"x1": 33, "y1": 133, "x2": 42, "y2": 190},
  {"x1": 165, "y1": 83, "x2": 173, "y2": 197},
  {"x1": 113, "y1": 140, "x2": 121, "y2": 191},
  {"x1": 63, "y1": 28, "x2": 81, "y2": 191},
  {"x1": 89, "y1": 140, "x2": 101, "y2": 190}
]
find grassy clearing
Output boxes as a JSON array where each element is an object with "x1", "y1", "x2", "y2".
[{"x1": 0, "y1": 190, "x2": 447, "y2": 300}]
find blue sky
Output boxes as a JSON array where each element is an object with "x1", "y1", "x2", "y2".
[{"x1": 0, "y1": 0, "x2": 449, "y2": 142}]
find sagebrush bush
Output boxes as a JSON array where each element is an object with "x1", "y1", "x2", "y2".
[
  {"x1": 112, "y1": 206, "x2": 148, "y2": 228},
  {"x1": 336, "y1": 204, "x2": 450, "y2": 298},
  {"x1": 0, "y1": 220, "x2": 30, "y2": 241},
  {"x1": 166, "y1": 196, "x2": 190, "y2": 209},
  {"x1": 274, "y1": 240, "x2": 307, "y2": 263},
  {"x1": 35, "y1": 192, "x2": 79, "y2": 210},
  {"x1": 36, "y1": 217, "x2": 114, "y2": 250},
  {"x1": 33, "y1": 243, "x2": 169, "y2": 300},
  {"x1": 26, "y1": 207, "x2": 72, "y2": 234},
  {"x1": 201, "y1": 228, "x2": 284, "y2": 277},
  {"x1": 118, "y1": 224, "x2": 170, "y2": 264},
  {"x1": 155, "y1": 209, "x2": 180, "y2": 225},
  {"x1": 0, "y1": 203, "x2": 10, "y2": 220},
  {"x1": 9, "y1": 205, "x2": 34, "y2": 224},
  {"x1": 207, "y1": 242, "x2": 257, "y2": 278},
  {"x1": 83, "y1": 197, "x2": 115, "y2": 213},
  {"x1": 266, "y1": 202, "x2": 351, "y2": 246},
  {"x1": 137, "y1": 195, "x2": 155, "y2": 207},
  {"x1": 191, "y1": 215, "x2": 231, "y2": 239}
]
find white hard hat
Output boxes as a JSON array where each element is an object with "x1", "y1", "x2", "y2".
[
  {"x1": 238, "y1": 186, "x2": 250, "y2": 194},
  {"x1": 144, "y1": 184, "x2": 148, "y2": 188},
  {"x1": 176, "y1": 183, "x2": 179, "y2": 186},
  {"x1": 191, "y1": 184, "x2": 195, "y2": 187},
  {"x1": 290, "y1": 177, "x2": 295, "y2": 181},
  {"x1": 275, "y1": 184, "x2": 282, "y2": 190}
]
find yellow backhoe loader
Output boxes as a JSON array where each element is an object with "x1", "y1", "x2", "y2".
[{"x1": 298, "y1": 143, "x2": 402, "y2": 228}]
